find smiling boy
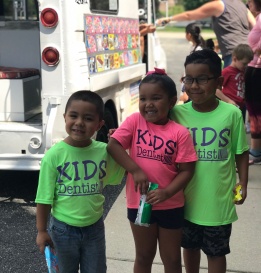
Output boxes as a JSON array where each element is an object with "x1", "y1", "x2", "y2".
[
  {"x1": 35, "y1": 91, "x2": 125, "y2": 273},
  {"x1": 170, "y1": 49, "x2": 249, "y2": 273}
]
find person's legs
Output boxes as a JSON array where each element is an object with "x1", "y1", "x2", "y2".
[
  {"x1": 49, "y1": 216, "x2": 80, "y2": 273},
  {"x1": 183, "y1": 248, "x2": 201, "y2": 273},
  {"x1": 156, "y1": 208, "x2": 184, "y2": 273},
  {"x1": 158, "y1": 227, "x2": 182, "y2": 273},
  {"x1": 248, "y1": 112, "x2": 261, "y2": 163},
  {"x1": 207, "y1": 255, "x2": 226, "y2": 273},
  {"x1": 181, "y1": 220, "x2": 202, "y2": 273},
  {"x1": 202, "y1": 224, "x2": 231, "y2": 273},
  {"x1": 130, "y1": 221, "x2": 158, "y2": 273},
  {"x1": 245, "y1": 66, "x2": 261, "y2": 163},
  {"x1": 80, "y1": 217, "x2": 106, "y2": 273}
]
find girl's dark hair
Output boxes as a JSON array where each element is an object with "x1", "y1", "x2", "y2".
[
  {"x1": 65, "y1": 90, "x2": 104, "y2": 120},
  {"x1": 184, "y1": 49, "x2": 221, "y2": 78},
  {"x1": 185, "y1": 23, "x2": 205, "y2": 53},
  {"x1": 139, "y1": 73, "x2": 177, "y2": 98}
]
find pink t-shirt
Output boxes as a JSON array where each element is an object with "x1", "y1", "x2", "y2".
[
  {"x1": 111, "y1": 112, "x2": 197, "y2": 210},
  {"x1": 248, "y1": 14, "x2": 261, "y2": 68}
]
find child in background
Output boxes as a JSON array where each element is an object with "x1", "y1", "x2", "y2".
[
  {"x1": 185, "y1": 23, "x2": 205, "y2": 54},
  {"x1": 180, "y1": 23, "x2": 205, "y2": 103},
  {"x1": 171, "y1": 49, "x2": 249, "y2": 273},
  {"x1": 107, "y1": 68, "x2": 197, "y2": 273},
  {"x1": 205, "y1": 38, "x2": 215, "y2": 51},
  {"x1": 35, "y1": 91, "x2": 125, "y2": 273},
  {"x1": 216, "y1": 44, "x2": 254, "y2": 122}
]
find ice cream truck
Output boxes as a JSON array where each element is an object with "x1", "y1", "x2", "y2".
[{"x1": 0, "y1": 0, "x2": 166, "y2": 171}]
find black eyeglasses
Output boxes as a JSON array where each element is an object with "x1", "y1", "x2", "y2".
[{"x1": 181, "y1": 76, "x2": 216, "y2": 85}]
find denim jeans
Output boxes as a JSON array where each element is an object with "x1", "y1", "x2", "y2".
[
  {"x1": 223, "y1": 54, "x2": 232, "y2": 68},
  {"x1": 49, "y1": 216, "x2": 106, "y2": 273}
]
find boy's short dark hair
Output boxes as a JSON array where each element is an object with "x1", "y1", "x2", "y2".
[
  {"x1": 65, "y1": 90, "x2": 104, "y2": 120},
  {"x1": 232, "y1": 44, "x2": 254, "y2": 61},
  {"x1": 140, "y1": 73, "x2": 177, "y2": 98},
  {"x1": 184, "y1": 49, "x2": 221, "y2": 78}
]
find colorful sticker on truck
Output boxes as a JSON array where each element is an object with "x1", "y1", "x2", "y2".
[{"x1": 84, "y1": 15, "x2": 141, "y2": 74}]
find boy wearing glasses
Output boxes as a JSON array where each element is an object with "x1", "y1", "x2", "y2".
[{"x1": 170, "y1": 49, "x2": 249, "y2": 273}]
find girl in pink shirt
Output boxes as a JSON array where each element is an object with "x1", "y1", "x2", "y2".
[{"x1": 107, "y1": 68, "x2": 197, "y2": 273}]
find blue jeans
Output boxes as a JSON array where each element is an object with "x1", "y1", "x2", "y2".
[
  {"x1": 223, "y1": 54, "x2": 232, "y2": 68},
  {"x1": 49, "y1": 216, "x2": 106, "y2": 273}
]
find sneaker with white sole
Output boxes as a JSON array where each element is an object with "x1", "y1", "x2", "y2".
[{"x1": 249, "y1": 153, "x2": 261, "y2": 164}]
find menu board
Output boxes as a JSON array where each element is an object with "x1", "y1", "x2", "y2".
[{"x1": 84, "y1": 15, "x2": 142, "y2": 74}]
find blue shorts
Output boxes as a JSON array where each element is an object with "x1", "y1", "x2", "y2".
[
  {"x1": 181, "y1": 219, "x2": 232, "y2": 257},
  {"x1": 127, "y1": 207, "x2": 184, "y2": 229}
]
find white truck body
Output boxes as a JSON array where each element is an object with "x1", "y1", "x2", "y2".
[{"x1": 0, "y1": 0, "x2": 166, "y2": 171}]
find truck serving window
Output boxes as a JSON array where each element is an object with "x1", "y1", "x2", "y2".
[
  {"x1": 0, "y1": 0, "x2": 38, "y2": 21},
  {"x1": 90, "y1": 0, "x2": 118, "y2": 14}
]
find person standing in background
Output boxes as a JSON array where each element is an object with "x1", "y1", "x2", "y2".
[
  {"x1": 245, "y1": 0, "x2": 261, "y2": 163},
  {"x1": 215, "y1": 44, "x2": 254, "y2": 123},
  {"x1": 157, "y1": 0, "x2": 256, "y2": 68},
  {"x1": 180, "y1": 23, "x2": 205, "y2": 103},
  {"x1": 139, "y1": 23, "x2": 156, "y2": 64},
  {"x1": 185, "y1": 23, "x2": 205, "y2": 54}
]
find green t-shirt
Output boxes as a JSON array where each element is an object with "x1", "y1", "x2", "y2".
[
  {"x1": 170, "y1": 101, "x2": 249, "y2": 226},
  {"x1": 35, "y1": 140, "x2": 125, "y2": 227}
]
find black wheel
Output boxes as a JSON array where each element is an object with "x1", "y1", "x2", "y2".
[{"x1": 96, "y1": 108, "x2": 116, "y2": 143}]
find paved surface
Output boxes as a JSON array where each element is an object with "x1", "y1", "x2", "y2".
[
  {"x1": 0, "y1": 171, "x2": 125, "y2": 272},
  {"x1": 105, "y1": 163, "x2": 261, "y2": 273}
]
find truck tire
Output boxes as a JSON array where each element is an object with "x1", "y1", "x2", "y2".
[{"x1": 96, "y1": 108, "x2": 116, "y2": 143}]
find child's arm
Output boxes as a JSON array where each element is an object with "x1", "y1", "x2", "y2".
[
  {"x1": 215, "y1": 89, "x2": 238, "y2": 107},
  {"x1": 234, "y1": 151, "x2": 249, "y2": 204},
  {"x1": 107, "y1": 138, "x2": 149, "y2": 194},
  {"x1": 146, "y1": 161, "x2": 196, "y2": 205},
  {"x1": 36, "y1": 203, "x2": 53, "y2": 253}
]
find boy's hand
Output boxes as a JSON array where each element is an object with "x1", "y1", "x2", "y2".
[
  {"x1": 146, "y1": 189, "x2": 168, "y2": 205},
  {"x1": 132, "y1": 169, "x2": 149, "y2": 194},
  {"x1": 36, "y1": 231, "x2": 53, "y2": 254},
  {"x1": 233, "y1": 183, "x2": 247, "y2": 205}
]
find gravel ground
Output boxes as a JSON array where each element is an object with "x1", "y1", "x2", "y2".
[{"x1": 0, "y1": 171, "x2": 125, "y2": 272}]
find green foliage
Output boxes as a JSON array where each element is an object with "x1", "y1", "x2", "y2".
[
  {"x1": 157, "y1": 25, "x2": 215, "y2": 37},
  {"x1": 169, "y1": 5, "x2": 185, "y2": 15},
  {"x1": 183, "y1": 0, "x2": 209, "y2": 10}
]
